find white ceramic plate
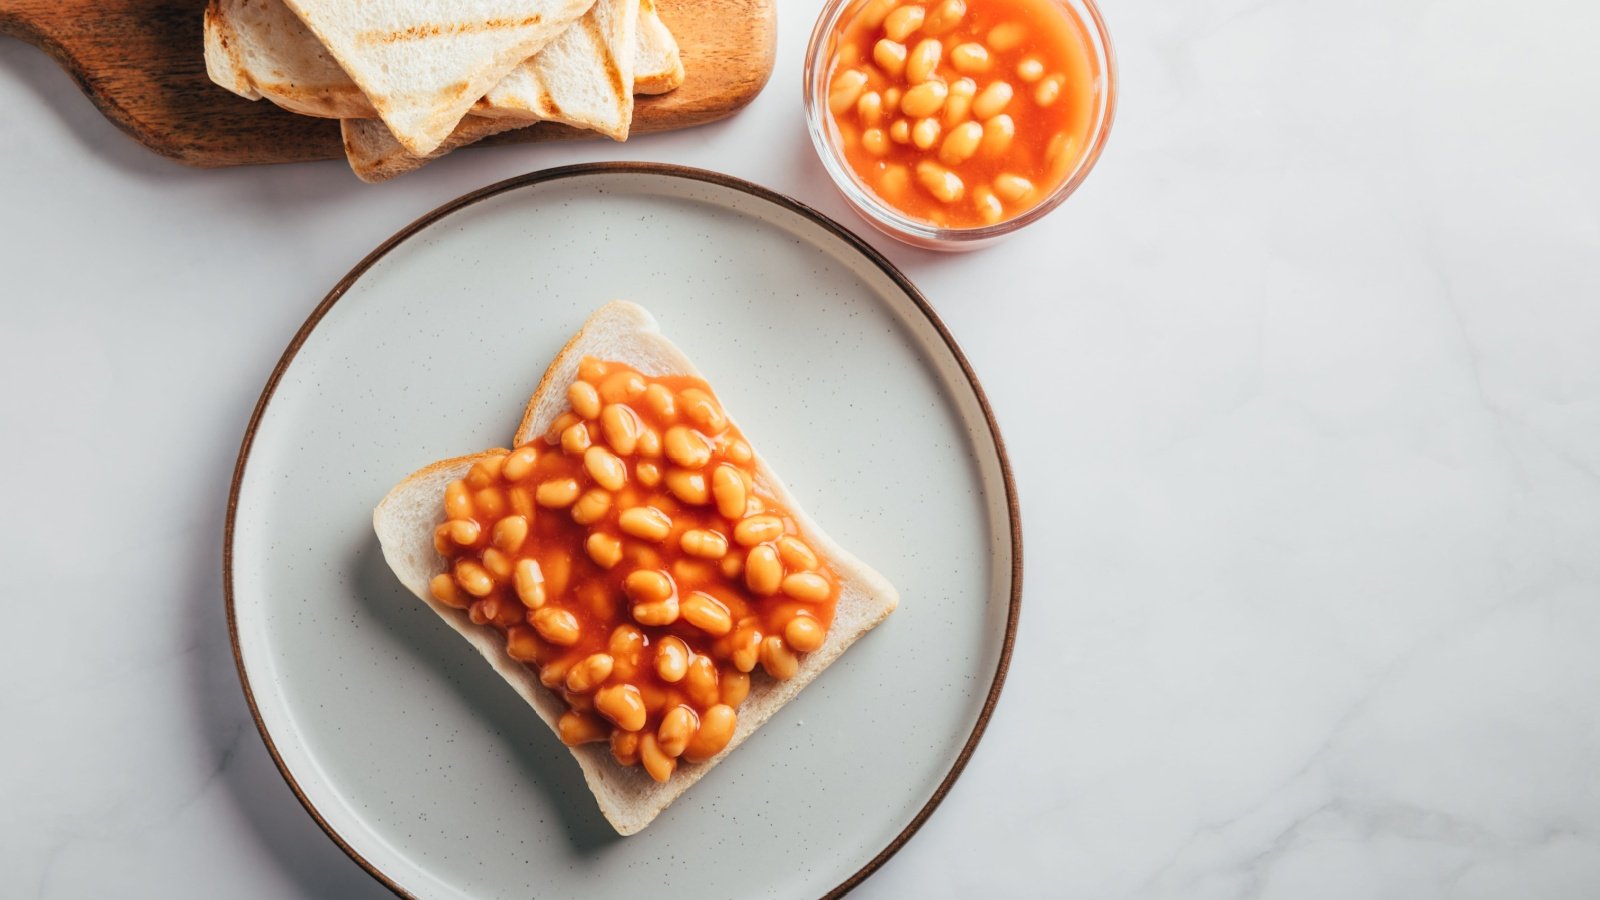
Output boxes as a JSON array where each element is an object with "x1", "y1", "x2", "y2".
[{"x1": 226, "y1": 165, "x2": 1020, "y2": 899}]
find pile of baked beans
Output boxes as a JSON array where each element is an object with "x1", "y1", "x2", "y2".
[{"x1": 429, "y1": 359, "x2": 839, "y2": 782}]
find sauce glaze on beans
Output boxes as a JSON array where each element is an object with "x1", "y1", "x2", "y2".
[
  {"x1": 431, "y1": 359, "x2": 839, "y2": 782},
  {"x1": 825, "y1": 0, "x2": 1097, "y2": 227}
]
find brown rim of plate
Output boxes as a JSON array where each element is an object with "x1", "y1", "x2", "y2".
[{"x1": 223, "y1": 162, "x2": 1023, "y2": 900}]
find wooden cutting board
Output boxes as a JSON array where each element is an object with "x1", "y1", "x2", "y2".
[{"x1": 0, "y1": 0, "x2": 776, "y2": 167}]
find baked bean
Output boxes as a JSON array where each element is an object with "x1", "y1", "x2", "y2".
[
  {"x1": 681, "y1": 590, "x2": 734, "y2": 636},
  {"x1": 663, "y1": 425, "x2": 713, "y2": 469},
  {"x1": 654, "y1": 636, "x2": 690, "y2": 683},
  {"x1": 560, "y1": 421, "x2": 592, "y2": 455},
  {"x1": 599, "y1": 370, "x2": 646, "y2": 404},
  {"x1": 858, "y1": 90, "x2": 884, "y2": 126},
  {"x1": 745, "y1": 544, "x2": 783, "y2": 596},
  {"x1": 785, "y1": 615, "x2": 827, "y2": 652},
  {"x1": 636, "y1": 461, "x2": 661, "y2": 487},
  {"x1": 860, "y1": 0, "x2": 898, "y2": 28},
  {"x1": 513, "y1": 558, "x2": 545, "y2": 608},
  {"x1": 532, "y1": 607, "x2": 580, "y2": 645},
  {"x1": 583, "y1": 446, "x2": 627, "y2": 491},
  {"x1": 609, "y1": 623, "x2": 645, "y2": 659},
  {"x1": 993, "y1": 172, "x2": 1034, "y2": 201},
  {"x1": 504, "y1": 624, "x2": 542, "y2": 660},
  {"x1": 619, "y1": 506, "x2": 673, "y2": 541},
  {"x1": 944, "y1": 77, "x2": 976, "y2": 125},
  {"x1": 776, "y1": 535, "x2": 820, "y2": 570},
  {"x1": 535, "y1": 477, "x2": 580, "y2": 508},
  {"x1": 429, "y1": 573, "x2": 468, "y2": 609},
  {"x1": 1016, "y1": 56, "x2": 1044, "y2": 82},
  {"x1": 502, "y1": 445, "x2": 540, "y2": 482},
  {"x1": 434, "y1": 522, "x2": 454, "y2": 554},
  {"x1": 445, "y1": 480, "x2": 473, "y2": 519},
  {"x1": 972, "y1": 80, "x2": 1013, "y2": 119},
  {"x1": 874, "y1": 38, "x2": 908, "y2": 78},
  {"x1": 950, "y1": 41, "x2": 989, "y2": 73},
  {"x1": 729, "y1": 626, "x2": 763, "y2": 673},
  {"x1": 1034, "y1": 75, "x2": 1062, "y2": 105},
  {"x1": 679, "y1": 388, "x2": 727, "y2": 433},
  {"x1": 900, "y1": 80, "x2": 947, "y2": 118},
  {"x1": 623, "y1": 569, "x2": 675, "y2": 604},
  {"x1": 446, "y1": 518, "x2": 481, "y2": 546},
  {"x1": 474, "y1": 488, "x2": 507, "y2": 520},
  {"x1": 720, "y1": 669, "x2": 751, "y2": 705},
  {"x1": 683, "y1": 704, "x2": 736, "y2": 762},
  {"x1": 570, "y1": 488, "x2": 612, "y2": 525},
  {"x1": 733, "y1": 515, "x2": 783, "y2": 546},
  {"x1": 925, "y1": 0, "x2": 965, "y2": 33},
  {"x1": 684, "y1": 654, "x2": 721, "y2": 707},
  {"x1": 657, "y1": 705, "x2": 699, "y2": 757},
  {"x1": 916, "y1": 160, "x2": 966, "y2": 202},
  {"x1": 481, "y1": 548, "x2": 513, "y2": 580},
  {"x1": 578, "y1": 357, "x2": 610, "y2": 382},
  {"x1": 829, "y1": 68, "x2": 869, "y2": 116},
  {"x1": 980, "y1": 113, "x2": 1015, "y2": 156},
  {"x1": 665, "y1": 467, "x2": 711, "y2": 505},
  {"x1": 508, "y1": 486, "x2": 534, "y2": 521},
  {"x1": 633, "y1": 426, "x2": 659, "y2": 458},
  {"x1": 632, "y1": 597, "x2": 680, "y2": 627},
  {"x1": 760, "y1": 635, "x2": 800, "y2": 679},
  {"x1": 864, "y1": 128, "x2": 890, "y2": 156},
  {"x1": 639, "y1": 732, "x2": 676, "y2": 782},
  {"x1": 680, "y1": 528, "x2": 730, "y2": 560},
  {"x1": 883, "y1": 4, "x2": 924, "y2": 42},
  {"x1": 974, "y1": 184, "x2": 1003, "y2": 223},
  {"x1": 883, "y1": 86, "x2": 904, "y2": 112},
  {"x1": 906, "y1": 38, "x2": 943, "y2": 84},
  {"x1": 939, "y1": 120, "x2": 983, "y2": 165},
  {"x1": 610, "y1": 729, "x2": 641, "y2": 766},
  {"x1": 600, "y1": 404, "x2": 641, "y2": 456},
  {"x1": 595, "y1": 683, "x2": 647, "y2": 732},
  {"x1": 781, "y1": 571, "x2": 832, "y2": 602},
  {"x1": 567, "y1": 380, "x2": 602, "y2": 420},
  {"x1": 890, "y1": 118, "x2": 911, "y2": 144},
  {"x1": 492, "y1": 515, "x2": 528, "y2": 553},
  {"x1": 586, "y1": 532, "x2": 623, "y2": 569},
  {"x1": 454, "y1": 559, "x2": 494, "y2": 597},
  {"x1": 674, "y1": 559, "x2": 716, "y2": 587},
  {"x1": 539, "y1": 657, "x2": 572, "y2": 689},
  {"x1": 565, "y1": 653, "x2": 615, "y2": 693},
  {"x1": 710, "y1": 464, "x2": 748, "y2": 520},
  {"x1": 987, "y1": 21, "x2": 1025, "y2": 51},
  {"x1": 913, "y1": 116, "x2": 942, "y2": 150},
  {"x1": 558, "y1": 709, "x2": 608, "y2": 745}
]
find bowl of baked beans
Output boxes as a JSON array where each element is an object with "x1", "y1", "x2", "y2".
[{"x1": 805, "y1": 0, "x2": 1116, "y2": 249}]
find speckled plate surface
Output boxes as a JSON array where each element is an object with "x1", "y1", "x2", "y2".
[{"x1": 226, "y1": 165, "x2": 1020, "y2": 899}]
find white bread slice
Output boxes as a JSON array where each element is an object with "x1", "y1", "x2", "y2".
[
  {"x1": 274, "y1": 0, "x2": 597, "y2": 156},
  {"x1": 340, "y1": 0, "x2": 640, "y2": 183},
  {"x1": 631, "y1": 0, "x2": 685, "y2": 95},
  {"x1": 204, "y1": 0, "x2": 680, "y2": 119},
  {"x1": 372, "y1": 301, "x2": 899, "y2": 835}
]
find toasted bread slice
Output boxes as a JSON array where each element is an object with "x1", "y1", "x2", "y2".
[
  {"x1": 203, "y1": 0, "x2": 679, "y2": 119},
  {"x1": 372, "y1": 302, "x2": 899, "y2": 835},
  {"x1": 631, "y1": 0, "x2": 685, "y2": 95},
  {"x1": 273, "y1": 0, "x2": 597, "y2": 156},
  {"x1": 340, "y1": 0, "x2": 638, "y2": 183}
]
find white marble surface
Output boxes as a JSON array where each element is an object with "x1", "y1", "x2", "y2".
[{"x1": 3, "y1": 0, "x2": 1598, "y2": 895}]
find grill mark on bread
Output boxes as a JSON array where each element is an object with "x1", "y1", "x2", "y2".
[
  {"x1": 540, "y1": 88, "x2": 562, "y2": 117},
  {"x1": 581, "y1": 15, "x2": 626, "y2": 105},
  {"x1": 358, "y1": 16, "x2": 543, "y2": 45}
]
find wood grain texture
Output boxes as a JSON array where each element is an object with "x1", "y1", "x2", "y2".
[{"x1": 0, "y1": 0, "x2": 775, "y2": 167}]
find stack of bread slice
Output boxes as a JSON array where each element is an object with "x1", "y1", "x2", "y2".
[{"x1": 203, "y1": 0, "x2": 684, "y2": 181}]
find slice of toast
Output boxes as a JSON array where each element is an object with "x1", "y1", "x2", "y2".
[
  {"x1": 340, "y1": 0, "x2": 638, "y2": 183},
  {"x1": 372, "y1": 302, "x2": 899, "y2": 835},
  {"x1": 203, "y1": 0, "x2": 680, "y2": 120},
  {"x1": 274, "y1": 0, "x2": 597, "y2": 155}
]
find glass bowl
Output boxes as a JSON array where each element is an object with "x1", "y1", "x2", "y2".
[{"x1": 804, "y1": 0, "x2": 1117, "y2": 250}]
